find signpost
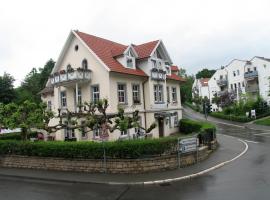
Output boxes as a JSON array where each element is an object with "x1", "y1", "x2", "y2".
[{"x1": 178, "y1": 137, "x2": 198, "y2": 168}]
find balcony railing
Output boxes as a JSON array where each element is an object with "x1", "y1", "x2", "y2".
[
  {"x1": 151, "y1": 68, "x2": 166, "y2": 81},
  {"x1": 244, "y1": 71, "x2": 258, "y2": 80},
  {"x1": 216, "y1": 79, "x2": 228, "y2": 86},
  {"x1": 50, "y1": 68, "x2": 91, "y2": 86},
  {"x1": 217, "y1": 90, "x2": 228, "y2": 97}
]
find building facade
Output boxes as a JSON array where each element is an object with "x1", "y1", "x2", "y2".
[
  {"x1": 41, "y1": 30, "x2": 185, "y2": 141},
  {"x1": 195, "y1": 57, "x2": 270, "y2": 111}
]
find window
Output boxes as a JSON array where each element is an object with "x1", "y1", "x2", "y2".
[
  {"x1": 126, "y1": 57, "x2": 133, "y2": 68},
  {"x1": 47, "y1": 101, "x2": 52, "y2": 111},
  {"x1": 234, "y1": 83, "x2": 237, "y2": 89},
  {"x1": 174, "y1": 113, "x2": 178, "y2": 127},
  {"x1": 167, "y1": 86, "x2": 170, "y2": 103},
  {"x1": 82, "y1": 59, "x2": 88, "y2": 69},
  {"x1": 220, "y1": 75, "x2": 223, "y2": 80},
  {"x1": 151, "y1": 60, "x2": 157, "y2": 68},
  {"x1": 237, "y1": 70, "x2": 240, "y2": 75},
  {"x1": 254, "y1": 67, "x2": 257, "y2": 71},
  {"x1": 60, "y1": 91, "x2": 67, "y2": 107},
  {"x1": 121, "y1": 130, "x2": 128, "y2": 136},
  {"x1": 264, "y1": 64, "x2": 267, "y2": 68},
  {"x1": 132, "y1": 84, "x2": 140, "y2": 104},
  {"x1": 238, "y1": 82, "x2": 241, "y2": 88},
  {"x1": 118, "y1": 84, "x2": 127, "y2": 104},
  {"x1": 74, "y1": 45, "x2": 79, "y2": 51},
  {"x1": 93, "y1": 128, "x2": 101, "y2": 138},
  {"x1": 67, "y1": 64, "x2": 72, "y2": 71},
  {"x1": 233, "y1": 71, "x2": 236, "y2": 77},
  {"x1": 134, "y1": 116, "x2": 143, "y2": 135},
  {"x1": 172, "y1": 87, "x2": 177, "y2": 102},
  {"x1": 231, "y1": 84, "x2": 233, "y2": 90},
  {"x1": 165, "y1": 66, "x2": 170, "y2": 75},
  {"x1": 242, "y1": 82, "x2": 245, "y2": 87},
  {"x1": 81, "y1": 121, "x2": 87, "y2": 138},
  {"x1": 91, "y1": 85, "x2": 100, "y2": 103},
  {"x1": 154, "y1": 85, "x2": 164, "y2": 103},
  {"x1": 74, "y1": 88, "x2": 82, "y2": 106}
]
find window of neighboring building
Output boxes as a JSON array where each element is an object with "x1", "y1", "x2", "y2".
[
  {"x1": 82, "y1": 59, "x2": 88, "y2": 69},
  {"x1": 233, "y1": 71, "x2": 236, "y2": 77},
  {"x1": 118, "y1": 83, "x2": 127, "y2": 104},
  {"x1": 165, "y1": 66, "x2": 170, "y2": 75},
  {"x1": 75, "y1": 45, "x2": 79, "y2": 51},
  {"x1": 132, "y1": 84, "x2": 140, "y2": 104},
  {"x1": 47, "y1": 100, "x2": 52, "y2": 111},
  {"x1": 238, "y1": 82, "x2": 241, "y2": 88},
  {"x1": 126, "y1": 57, "x2": 133, "y2": 68},
  {"x1": 254, "y1": 67, "x2": 257, "y2": 71},
  {"x1": 81, "y1": 121, "x2": 87, "y2": 138},
  {"x1": 91, "y1": 85, "x2": 100, "y2": 103},
  {"x1": 234, "y1": 83, "x2": 237, "y2": 89},
  {"x1": 151, "y1": 60, "x2": 157, "y2": 68},
  {"x1": 93, "y1": 128, "x2": 101, "y2": 138},
  {"x1": 172, "y1": 87, "x2": 177, "y2": 102},
  {"x1": 220, "y1": 75, "x2": 223, "y2": 79},
  {"x1": 237, "y1": 70, "x2": 240, "y2": 75},
  {"x1": 242, "y1": 82, "x2": 245, "y2": 87},
  {"x1": 121, "y1": 130, "x2": 128, "y2": 136},
  {"x1": 167, "y1": 86, "x2": 170, "y2": 103},
  {"x1": 60, "y1": 91, "x2": 67, "y2": 107},
  {"x1": 231, "y1": 84, "x2": 233, "y2": 90},
  {"x1": 154, "y1": 84, "x2": 164, "y2": 103},
  {"x1": 264, "y1": 64, "x2": 267, "y2": 68},
  {"x1": 67, "y1": 64, "x2": 72, "y2": 71}
]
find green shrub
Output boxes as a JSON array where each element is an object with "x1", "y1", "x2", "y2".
[
  {"x1": 0, "y1": 132, "x2": 38, "y2": 140},
  {"x1": 210, "y1": 112, "x2": 251, "y2": 122},
  {"x1": 179, "y1": 119, "x2": 202, "y2": 134},
  {"x1": 0, "y1": 137, "x2": 178, "y2": 159}
]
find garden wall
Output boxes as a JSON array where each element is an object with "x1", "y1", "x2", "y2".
[{"x1": 0, "y1": 140, "x2": 217, "y2": 174}]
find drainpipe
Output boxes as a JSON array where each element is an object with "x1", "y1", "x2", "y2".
[{"x1": 142, "y1": 78, "x2": 148, "y2": 131}]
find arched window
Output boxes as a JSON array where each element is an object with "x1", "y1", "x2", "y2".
[
  {"x1": 66, "y1": 64, "x2": 72, "y2": 71},
  {"x1": 82, "y1": 59, "x2": 88, "y2": 69}
]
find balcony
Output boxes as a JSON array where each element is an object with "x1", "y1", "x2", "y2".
[
  {"x1": 217, "y1": 90, "x2": 228, "y2": 97},
  {"x1": 216, "y1": 79, "x2": 228, "y2": 86},
  {"x1": 151, "y1": 68, "x2": 166, "y2": 81},
  {"x1": 244, "y1": 71, "x2": 258, "y2": 81},
  {"x1": 245, "y1": 86, "x2": 259, "y2": 93},
  {"x1": 50, "y1": 68, "x2": 91, "y2": 86}
]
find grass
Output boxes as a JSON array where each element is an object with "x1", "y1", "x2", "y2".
[{"x1": 254, "y1": 117, "x2": 270, "y2": 126}]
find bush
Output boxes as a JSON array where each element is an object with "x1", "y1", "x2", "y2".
[
  {"x1": 0, "y1": 137, "x2": 178, "y2": 159},
  {"x1": 0, "y1": 132, "x2": 38, "y2": 140},
  {"x1": 179, "y1": 119, "x2": 202, "y2": 134},
  {"x1": 210, "y1": 112, "x2": 251, "y2": 122}
]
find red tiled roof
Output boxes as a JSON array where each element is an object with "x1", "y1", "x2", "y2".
[
  {"x1": 199, "y1": 78, "x2": 210, "y2": 86},
  {"x1": 166, "y1": 74, "x2": 186, "y2": 82},
  {"x1": 75, "y1": 31, "x2": 147, "y2": 77},
  {"x1": 171, "y1": 65, "x2": 179, "y2": 71},
  {"x1": 133, "y1": 40, "x2": 159, "y2": 59}
]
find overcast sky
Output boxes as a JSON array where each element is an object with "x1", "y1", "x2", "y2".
[{"x1": 1, "y1": 0, "x2": 270, "y2": 86}]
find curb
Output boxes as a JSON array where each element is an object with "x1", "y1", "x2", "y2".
[{"x1": 0, "y1": 137, "x2": 248, "y2": 186}]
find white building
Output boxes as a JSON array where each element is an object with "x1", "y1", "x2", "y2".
[
  {"x1": 205, "y1": 57, "x2": 270, "y2": 111},
  {"x1": 192, "y1": 78, "x2": 210, "y2": 99},
  {"x1": 40, "y1": 30, "x2": 185, "y2": 141}
]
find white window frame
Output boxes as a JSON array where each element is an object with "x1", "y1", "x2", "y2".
[
  {"x1": 172, "y1": 87, "x2": 177, "y2": 103},
  {"x1": 93, "y1": 128, "x2": 101, "y2": 138},
  {"x1": 132, "y1": 84, "x2": 141, "y2": 104},
  {"x1": 154, "y1": 84, "x2": 164, "y2": 103},
  {"x1": 174, "y1": 113, "x2": 178, "y2": 127},
  {"x1": 47, "y1": 100, "x2": 52, "y2": 111},
  {"x1": 60, "y1": 91, "x2": 67, "y2": 108},
  {"x1": 91, "y1": 85, "x2": 100, "y2": 103},
  {"x1": 118, "y1": 83, "x2": 127, "y2": 104}
]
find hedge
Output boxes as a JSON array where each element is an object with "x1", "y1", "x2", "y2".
[
  {"x1": 0, "y1": 132, "x2": 38, "y2": 140},
  {"x1": 0, "y1": 137, "x2": 178, "y2": 159},
  {"x1": 210, "y1": 112, "x2": 251, "y2": 123},
  {"x1": 179, "y1": 119, "x2": 216, "y2": 134}
]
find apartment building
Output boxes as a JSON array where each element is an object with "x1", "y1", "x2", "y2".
[
  {"x1": 192, "y1": 78, "x2": 210, "y2": 99},
  {"x1": 40, "y1": 30, "x2": 185, "y2": 141},
  {"x1": 194, "y1": 57, "x2": 270, "y2": 111}
]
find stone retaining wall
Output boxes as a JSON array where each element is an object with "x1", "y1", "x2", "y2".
[{"x1": 0, "y1": 141, "x2": 218, "y2": 174}]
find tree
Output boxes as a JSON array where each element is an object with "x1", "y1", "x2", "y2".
[
  {"x1": 196, "y1": 68, "x2": 216, "y2": 79},
  {"x1": 0, "y1": 101, "x2": 52, "y2": 140},
  {"x1": 180, "y1": 75, "x2": 194, "y2": 103},
  {"x1": 15, "y1": 59, "x2": 55, "y2": 104},
  {"x1": 0, "y1": 73, "x2": 16, "y2": 104}
]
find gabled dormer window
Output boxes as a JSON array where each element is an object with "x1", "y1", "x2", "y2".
[{"x1": 126, "y1": 57, "x2": 133, "y2": 68}]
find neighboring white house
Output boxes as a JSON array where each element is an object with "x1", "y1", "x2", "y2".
[
  {"x1": 40, "y1": 30, "x2": 185, "y2": 141},
  {"x1": 192, "y1": 78, "x2": 210, "y2": 100},
  {"x1": 198, "y1": 57, "x2": 270, "y2": 111}
]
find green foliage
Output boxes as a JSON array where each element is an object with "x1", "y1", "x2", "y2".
[
  {"x1": 210, "y1": 112, "x2": 251, "y2": 122},
  {"x1": 184, "y1": 102, "x2": 201, "y2": 112},
  {"x1": 180, "y1": 75, "x2": 194, "y2": 103},
  {"x1": 195, "y1": 68, "x2": 216, "y2": 79},
  {"x1": 254, "y1": 117, "x2": 270, "y2": 126},
  {"x1": 0, "y1": 132, "x2": 38, "y2": 140},
  {"x1": 0, "y1": 137, "x2": 178, "y2": 159},
  {"x1": 15, "y1": 59, "x2": 55, "y2": 104},
  {"x1": 179, "y1": 118, "x2": 216, "y2": 134},
  {"x1": 0, "y1": 73, "x2": 16, "y2": 104}
]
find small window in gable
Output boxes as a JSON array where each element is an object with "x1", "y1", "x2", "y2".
[
  {"x1": 126, "y1": 57, "x2": 133, "y2": 68},
  {"x1": 75, "y1": 45, "x2": 79, "y2": 51},
  {"x1": 156, "y1": 50, "x2": 163, "y2": 59},
  {"x1": 82, "y1": 59, "x2": 88, "y2": 69}
]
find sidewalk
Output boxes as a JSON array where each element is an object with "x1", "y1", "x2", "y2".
[{"x1": 0, "y1": 134, "x2": 246, "y2": 185}]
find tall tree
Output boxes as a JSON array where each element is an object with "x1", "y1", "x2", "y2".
[
  {"x1": 196, "y1": 68, "x2": 216, "y2": 79},
  {"x1": 0, "y1": 73, "x2": 16, "y2": 104},
  {"x1": 178, "y1": 69, "x2": 194, "y2": 103},
  {"x1": 16, "y1": 59, "x2": 55, "y2": 104}
]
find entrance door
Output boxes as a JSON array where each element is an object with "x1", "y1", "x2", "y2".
[{"x1": 158, "y1": 118, "x2": 164, "y2": 137}]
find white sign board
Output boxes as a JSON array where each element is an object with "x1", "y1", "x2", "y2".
[
  {"x1": 178, "y1": 137, "x2": 198, "y2": 153},
  {"x1": 251, "y1": 109, "x2": 256, "y2": 118}
]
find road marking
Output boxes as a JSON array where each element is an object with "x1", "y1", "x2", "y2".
[
  {"x1": 254, "y1": 132, "x2": 270, "y2": 136},
  {"x1": 244, "y1": 140, "x2": 259, "y2": 144}
]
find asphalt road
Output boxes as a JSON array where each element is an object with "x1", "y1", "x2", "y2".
[{"x1": 1, "y1": 108, "x2": 270, "y2": 200}]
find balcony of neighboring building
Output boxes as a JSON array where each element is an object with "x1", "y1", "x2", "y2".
[
  {"x1": 50, "y1": 67, "x2": 91, "y2": 87},
  {"x1": 217, "y1": 90, "x2": 228, "y2": 97},
  {"x1": 245, "y1": 84, "x2": 259, "y2": 94},
  {"x1": 216, "y1": 79, "x2": 228, "y2": 87},
  {"x1": 244, "y1": 70, "x2": 258, "y2": 81}
]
